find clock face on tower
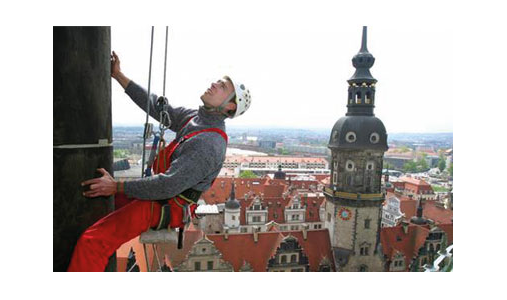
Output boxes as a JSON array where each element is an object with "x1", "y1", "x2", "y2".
[{"x1": 338, "y1": 207, "x2": 352, "y2": 221}]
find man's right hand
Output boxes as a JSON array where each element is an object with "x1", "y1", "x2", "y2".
[
  {"x1": 111, "y1": 51, "x2": 121, "y2": 79},
  {"x1": 110, "y1": 51, "x2": 131, "y2": 89}
]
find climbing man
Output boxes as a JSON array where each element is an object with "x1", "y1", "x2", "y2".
[{"x1": 67, "y1": 51, "x2": 251, "y2": 271}]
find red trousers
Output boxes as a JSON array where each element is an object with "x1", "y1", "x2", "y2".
[{"x1": 67, "y1": 199, "x2": 162, "y2": 272}]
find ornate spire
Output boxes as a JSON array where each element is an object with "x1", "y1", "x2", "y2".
[
  {"x1": 349, "y1": 26, "x2": 376, "y2": 83},
  {"x1": 411, "y1": 198, "x2": 428, "y2": 225},
  {"x1": 360, "y1": 26, "x2": 368, "y2": 52},
  {"x1": 225, "y1": 178, "x2": 240, "y2": 210},
  {"x1": 229, "y1": 179, "x2": 236, "y2": 201},
  {"x1": 346, "y1": 26, "x2": 378, "y2": 116}
]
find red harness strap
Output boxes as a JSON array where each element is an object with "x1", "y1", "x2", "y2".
[{"x1": 152, "y1": 117, "x2": 228, "y2": 174}]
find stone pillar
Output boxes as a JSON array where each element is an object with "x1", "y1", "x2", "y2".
[{"x1": 53, "y1": 26, "x2": 115, "y2": 271}]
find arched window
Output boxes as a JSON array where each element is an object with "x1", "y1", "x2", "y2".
[
  {"x1": 281, "y1": 255, "x2": 287, "y2": 264},
  {"x1": 291, "y1": 254, "x2": 297, "y2": 263},
  {"x1": 355, "y1": 92, "x2": 361, "y2": 104},
  {"x1": 359, "y1": 265, "x2": 368, "y2": 272},
  {"x1": 365, "y1": 91, "x2": 371, "y2": 104}
]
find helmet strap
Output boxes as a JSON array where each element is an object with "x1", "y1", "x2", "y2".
[{"x1": 203, "y1": 91, "x2": 236, "y2": 117}]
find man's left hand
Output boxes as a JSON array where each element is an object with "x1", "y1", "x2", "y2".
[{"x1": 82, "y1": 168, "x2": 117, "y2": 198}]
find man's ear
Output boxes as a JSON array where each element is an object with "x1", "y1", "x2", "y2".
[{"x1": 226, "y1": 101, "x2": 237, "y2": 111}]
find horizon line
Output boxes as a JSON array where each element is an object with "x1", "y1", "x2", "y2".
[{"x1": 112, "y1": 124, "x2": 452, "y2": 134}]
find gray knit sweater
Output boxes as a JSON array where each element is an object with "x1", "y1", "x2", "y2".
[{"x1": 122, "y1": 81, "x2": 228, "y2": 200}]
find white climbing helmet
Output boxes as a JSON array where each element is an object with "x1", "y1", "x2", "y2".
[{"x1": 223, "y1": 75, "x2": 251, "y2": 119}]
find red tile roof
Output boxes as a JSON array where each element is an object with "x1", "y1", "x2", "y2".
[
  {"x1": 201, "y1": 177, "x2": 284, "y2": 204},
  {"x1": 381, "y1": 224, "x2": 430, "y2": 270},
  {"x1": 400, "y1": 176, "x2": 431, "y2": 187},
  {"x1": 207, "y1": 229, "x2": 335, "y2": 272},
  {"x1": 288, "y1": 230, "x2": 336, "y2": 271},
  {"x1": 207, "y1": 231, "x2": 284, "y2": 271},
  {"x1": 381, "y1": 222, "x2": 453, "y2": 270}
]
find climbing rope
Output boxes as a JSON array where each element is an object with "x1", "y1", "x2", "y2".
[
  {"x1": 141, "y1": 26, "x2": 155, "y2": 178},
  {"x1": 141, "y1": 26, "x2": 171, "y2": 178}
]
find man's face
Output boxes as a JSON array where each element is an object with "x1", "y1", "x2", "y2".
[{"x1": 200, "y1": 78, "x2": 236, "y2": 111}]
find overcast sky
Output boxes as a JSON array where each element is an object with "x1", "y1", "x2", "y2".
[{"x1": 111, "y1": 24, "x2": 452, "y2": 133}]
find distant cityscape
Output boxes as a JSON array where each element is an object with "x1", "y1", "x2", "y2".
[{"x1": 113, "y1": 125, "x2": 452, "y2": 175}]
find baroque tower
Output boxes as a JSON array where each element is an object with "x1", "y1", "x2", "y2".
[
  {"x1": 324, "y1": 27, "x2": 388, "y2": 272},
  {"x1": 224, "y1": 179, "x2": 241, "y2": 232}
]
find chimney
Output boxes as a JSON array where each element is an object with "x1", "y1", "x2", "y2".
[
  {"x1": 253, "y1": 226, "x2": 259, "y2": 242},
  {"x1": 302, "y1": 223, "x2": 309, "y2": 240},
  {"x1": 401, "y1": 221, "x2": 409, "y2": 234}
]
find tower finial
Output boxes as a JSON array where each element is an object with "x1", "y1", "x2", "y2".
[
  {"x1": 360, "y1": 26, "x2": 368, "y2": 52},
  {"x1": 229, "y1": 178, "x2": 236, "y2": 200}
]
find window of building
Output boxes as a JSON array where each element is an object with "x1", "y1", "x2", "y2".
[
  {"x1": 290, "y1": 225, "x2": 299, "y2": 230},
  {"x1": 421, "y1": 258, "x2": 427, "y2": 266},
  {"x1": 346, "y1": 160, "x2": 355, "y2": 171},
  {"x1": 241, "y1": 227, "x2": 247, "y2": 233},
  {"x1": 194, "y1": 261, "x2": 201, "y2": 271},
  {"x1": 359, "y1": 265, "x2": 368, "y2": 272},
  {"x1": 202, "y1": 247, "x2": 206, "y2": 253},
  {"x1": 290, "y1": 254, "x2": 297, "y2": 263},
  {"x1": 232, "y1": 215, "x2": 236, "y2": 221},
  {"x1": 365, "y1": 219, "x2": 371, "y2": 229},
  {"x1": 207, "y1": 261, "x2": 213, "y2": 270},
  {"x1": 281, "y1": 255, "x2": 287, "y2": 264},
  {"x1": 360, "y1": 246, "x2": 369, "y2": 256},
  {"x1": 252, "y1": 216, "x2": 261, "y2": 223}
]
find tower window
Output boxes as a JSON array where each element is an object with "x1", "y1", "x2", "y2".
[
  {"x1": 355, "y1": 92, "x2": 361, "y2": 104},
  {"x1": 345, "y1": 132, "x2": 356, "y2": 143},
  {"x1": 346, "y1": 160, "x2": 355, "y2": 171},
  {"x1": 370, "y1": 132, "x2": 380, "y2": 144},
  {"x1": 366, "y1": 92, "x2": 371, "y2": 104},
  {"x1": 366, "y1": 161, "x2": 375, "y2": 171}
]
